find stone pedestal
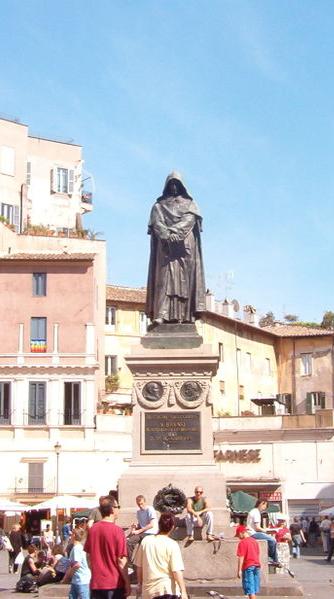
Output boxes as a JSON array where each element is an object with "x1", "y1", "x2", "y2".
[{"x1": 118, "y1": 327, "x2": 229, "y2": 531}]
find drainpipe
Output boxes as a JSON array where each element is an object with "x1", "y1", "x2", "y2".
[
  {"x1": 292, "y1": 338, "x2": 296, "y2": 414},
  {"x1": 332, "y1": 336, "x2": 334, "y2": 409},
  {"x1": 234, "y1": 321, "x2": 240, "y2": 416}
]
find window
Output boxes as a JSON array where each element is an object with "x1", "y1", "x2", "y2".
[
  {"x1": 105, "y1": 306, "x2": 116, "y2": 326},
  {"x1": 28, "y1": 463, "x2": 43, "y2": 493},
  {"x1": 51, "y1": 167, "x2": 74, "y2": 194},
  {"x1": 264, "y1": 358, "x2": 272, "y2": 376},
  {"x1": 32, "y1": 273, "x2": 47, "y2": 296},
  {"x1": 0, "y1": 382, "x2": 10, "y2": 424},
  {"x1": 1, "y1": 145, "x2": 15, "y2": 176},
  {"x1": 306, "y1": 391, "x2": 325, "y2": 414},
  {"x1": 28, "y1": 382, "x2": 46, "y2": 424},
  {"x1": 1, "y1": 203, "x2": 20, "y2": 232},
  {"x1": 219, "y1": 380, "x2": 225, "y2": 394},
  {"x1": 245, "y1": 352, "x2": 252, "y2": 371},
  {"x1": 301, "y1": 353, "x2": 312, "y2": 376},
  {"x1": 218, "y1": 343, "x2": 224, "y2": 362},
  {"x1": 276, "y1": 393, "x2": 292, "y2": 414},
  {"x1": 139, "y1": 311, "x2": 147, "y2": 335},
  {"x1": 236, "y1": 348, "x2": 241, "y2": 370},
  {"x1": 239, "y1": 384, "x2": 245, "y2": 400},
  {"x1": 64, "y1": 382, "x2": 81, "y2": 425},
  {"x1": 26, "y1": 161, "x2": 31, "y2": 186},
  {"x1": 105, "y1": 355, "x2": 118, "y2": 376},
  {"x1": 31, "y1": 317, "x2": 47, "y2": 352}
]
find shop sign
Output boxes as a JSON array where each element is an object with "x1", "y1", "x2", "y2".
[
  {"x1": 214, "y1": 449, "x2": 261, "y2": 463},
  {"x1": 259, "y1": 491, "x2": 282, "y2": 501}
]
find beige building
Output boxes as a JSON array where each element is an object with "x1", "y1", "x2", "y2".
[
  {"x1": 101, "y1": 286, "x2": 334, "y2": 516},
  {"x1": 0, "y1": 115, "x2": 92, "y2": 234}
]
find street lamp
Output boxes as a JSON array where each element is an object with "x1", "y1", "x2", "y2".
[{"x1": 54, "y1": 442, "x2": 61, "y2": 496}]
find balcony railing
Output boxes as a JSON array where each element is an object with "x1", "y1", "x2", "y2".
[{"x1": 14, "y1": 477, "x2": 56, "y2": 494}]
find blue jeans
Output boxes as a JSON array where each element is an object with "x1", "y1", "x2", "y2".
[
  {"x1": 242, "y1": 566, "x2": 261, "y2": 596},
  {"x1": 69, "y1": 583, "x2": 90, "y2": 599},
  {"x1": 252, "y1": 532, "x2": 278, "y2": 562}
]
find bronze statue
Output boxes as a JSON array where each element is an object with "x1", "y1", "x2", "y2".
[{"x1": 146, "y1": 172, "x2": 206, "y2": 324}]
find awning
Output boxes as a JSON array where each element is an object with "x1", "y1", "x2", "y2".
[{"x1": 251, "y1": 397, "x2": 284, "y2": 406}]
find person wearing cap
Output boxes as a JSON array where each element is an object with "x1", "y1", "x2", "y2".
[{"x1": 236, "y1": 527, "x2": 261, "y2": 599}]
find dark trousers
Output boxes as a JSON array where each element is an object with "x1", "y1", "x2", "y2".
[
  {"x1": 8, "y1": 551, "x2": 20, "y2": 573},
  {"x1": 327, "y1": 538, "x2": 334, "y2": 562},
  {"x1": 91, "y1": 588, "x2": 125, "y2": 599}
]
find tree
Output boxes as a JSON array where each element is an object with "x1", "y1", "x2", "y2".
[
  {"x1": 259, "y1": 311, "x2": 275, "y2": 327},
  {"x1": 284, "y1": 314, "x2": 299, "y2": 323},
  {"x1": 321, "y1": 311, "x2": 334, "y2": 330}
]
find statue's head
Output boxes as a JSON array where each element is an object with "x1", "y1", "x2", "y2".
[{"x1": 163, "y1": 171, "x2": 189, "y2": 198}]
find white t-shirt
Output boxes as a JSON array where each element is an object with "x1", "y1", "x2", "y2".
[
  {"x1": 135, "y1": 534, "x2": 184, "y2": 599},
  {"x1": 320, "y1": 518, "x2": 331, "y2": 531},
  {"x1": 137, "y1": 505, "x2": 158, "y2": 535},
  {"x1": 247, "y1": 508, "x2": 261, "y2": 535}
]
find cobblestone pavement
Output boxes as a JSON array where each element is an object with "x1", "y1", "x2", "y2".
[
  {"x1": 288, "y1": 545, "x2": 334, "y2": 599},
  {"x1": 0, "y1": 544, "x2": 333, "y2": 598}
]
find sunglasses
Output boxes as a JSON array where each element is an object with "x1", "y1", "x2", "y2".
[
  {"x1": 113, "y1": 504, "x2": 121, "y2": 509},
  {"x1": 195, "y1": 491, "x2": 203, "y2": 494}
]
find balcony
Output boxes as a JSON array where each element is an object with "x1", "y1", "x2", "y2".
[
  {"x1": 81, "y1": 191, "x2": 93, "y2": 212},
  {"x1": 14, "y1": 477, "x2": 56, "y2": 495}
]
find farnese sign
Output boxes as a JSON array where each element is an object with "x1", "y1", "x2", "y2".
[
  {"x1": 144, "y1": 411, "x2": 201, "y2": 452},
  {"x1": 214, "y1": 449, "x2": 261, "y2": 463}
]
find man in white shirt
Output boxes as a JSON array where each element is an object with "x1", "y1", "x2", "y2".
[
  {"x1": 320, "y1": 516, "x2": 331, "y2": 553},
  {"x1": 127, "y1": 495, "x2": 158, "y2": 561},
  {"x1": 247, "y1": 499, "x2": 279, "y2": 564}
]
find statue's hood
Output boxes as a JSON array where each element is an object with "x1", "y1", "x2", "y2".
[{"x1": 162, "y1": 171, "x2": 191, "y2": 198}]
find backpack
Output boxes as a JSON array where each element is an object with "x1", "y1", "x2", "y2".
[{"x1": 15, "y1": 575, "x2": 37, "y2": 593}]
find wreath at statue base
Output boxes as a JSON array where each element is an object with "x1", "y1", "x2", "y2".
[{"x1": 153, "y1": 484, "x2": 187, "y2": 514}]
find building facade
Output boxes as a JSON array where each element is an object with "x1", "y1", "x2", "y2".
[{"x1": 0, "y1": 115, "x2": 92, "y2": 234}]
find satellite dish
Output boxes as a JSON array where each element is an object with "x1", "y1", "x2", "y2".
[{"x1": 232, "y1": 299, "x2": 240, "y2": 312}]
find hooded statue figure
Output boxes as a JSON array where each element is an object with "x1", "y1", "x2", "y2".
[{"x1": 146, "y1": 172, "x2": 206, "y2": 324}]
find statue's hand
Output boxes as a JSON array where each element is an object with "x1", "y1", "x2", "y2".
[{"x1": 169, "y1": 233, "x2": 179, "y2": 242}]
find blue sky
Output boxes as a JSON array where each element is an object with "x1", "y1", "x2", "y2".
[{"x1": 1, "y1": 0, "x2": 334, "y2": 322}]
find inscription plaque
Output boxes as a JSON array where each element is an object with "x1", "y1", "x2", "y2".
[{"x1": 144, "y1": 411, "x2": 201, "y2": 452}]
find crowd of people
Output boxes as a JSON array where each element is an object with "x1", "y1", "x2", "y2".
[{"x1": 1, "y1": 488, "x2": 334, "y2": 599}]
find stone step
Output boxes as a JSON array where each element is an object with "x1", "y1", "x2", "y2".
[{"x1": 38, "y1": 576, "x2": 304, "y2": 598}]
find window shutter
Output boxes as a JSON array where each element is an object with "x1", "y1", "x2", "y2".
[
  {"x1": 27, "y1": 161, "x2": 31, "y2": 186},
  {"x1": 13, "y1": 205, "x2": 20, "y2": 233},
  {"x1": 28, "y1": 383, "x2": 36, "y2": 421},
  {"x1": 64, "y1": 382, "x2": 71, "y2": 424},
  {"x1": 37, "y1": 383, "x2": 46, "y2": 421},
  {"x1": 73, "y1": 383, "x2": 80, "y2": 422},
  {"x1": 305, "y1": 392, "x2": 313, "y2": 414},
  {"x1": 319, "y1": 392, "x2": 326, "y2": 409},
  {"x1": 68, "y1": 169, "x2": 74, "y2": 194},
  {"x1": 50, "y1": 168, "x2": 57, "y2": 193},
  {"x1": 3, "y1": 383, "x2": 9, "y2": 420},
  {"x1": 284, "y1": 394, "x2": 292, "y2": 414}
]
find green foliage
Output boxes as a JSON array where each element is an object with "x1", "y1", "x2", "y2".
[
  {"x1": 294, "y1": 320, "x2": 320, "y2": 328},
  {"x1": 105, "y1": 374, "x2": 120, "y2": 393}
]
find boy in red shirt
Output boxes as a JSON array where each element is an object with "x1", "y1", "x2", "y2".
[{"x1": 237, "y1": 528, "x2": 261, "y2": 599}]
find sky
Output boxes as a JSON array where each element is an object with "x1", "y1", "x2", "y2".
[{"x1": 1, "y1": 0, "x2": 334, "y2": 322}]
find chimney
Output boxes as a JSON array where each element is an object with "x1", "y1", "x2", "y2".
[
  {"x1": 243, "y1": 305, "x2": 259, "y2": 326},
  {"x1": 222, "y1": 299, "x2": 234, "y2": 318},
  {"x1": 205, "y1": 290, "x2": 215, "y2": 312}
]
